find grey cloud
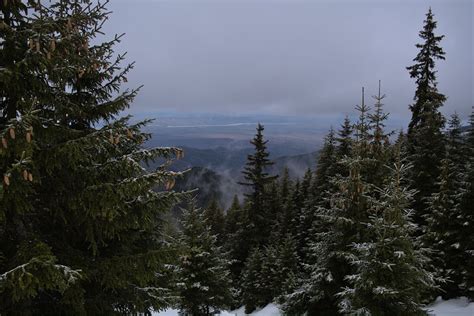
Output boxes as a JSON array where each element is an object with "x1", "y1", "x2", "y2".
[{"x1": 104, "y1": 0, "x2": 472, "y2": 119}]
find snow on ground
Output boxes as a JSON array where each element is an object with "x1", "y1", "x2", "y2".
[
  {"x1": 230, "y1": 304, "x2": 280, "y2": 316},
  {"x1": 152, "y1": 304, "x2": 280, "y2": 316},
  {"x1": 153, "y1": 299, "x2": 474, "y2": 316},
  {"x1": 426, "y1": 297, "x2": 474, "y2": 316}
]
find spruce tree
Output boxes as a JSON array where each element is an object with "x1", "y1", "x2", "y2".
[
  {"x1": 273, "y1": 234, "x2": 299, "y2": 300},
  {"x1": 238, "y1": 123, "x2": 277, "y2": 248},
  {"x1": 176, "y1": 201, "x2": 233, "y2": 315},
  {"x1": 266, "y1": 179, "x2": 283, "y2": 228},
  {"x1": 333, "y1": 116, "x2": 353, "y2": 180},
  {"x1": 242, "y1": 236, "x2": 300, "y2": 313},
  {"x1": 0, "y1": 1, "x2": 182, "y2": 313},
  {"x1": 279, "y1": 167, "x2": 292, "y2": 207},
  {"x1": 338, "y1": 157, "x2": 436, "y2": 315},
  {"x1": 224, "y1": 195, "x2": 241, "y2": 239},
  {"x1": 312, "y1": 127, "x2": 337, "y2": 205},
  {"x1": 284, "y1": 91, "x2": 373, "y2": 316},
  {"x1": 300, "y1": 168, "x2": 313, "y2": 202},
  {"x1": 406, "y1": 8, "x2": 446, "y2": 225},
  {"x1": 424, "y1": 113, "x2": 466, "y2": 298},
  {"x1": 368, "y1": 81, "x2": 392, "y2": 188},
  {"x1": 204, "y1": 198, "x2": 225, "y2": 245},
  {"x1": 241, "y1": 248, "x2": 267, "y2": 313},
  {"x1": 295, "y1": 169, "x2": 315, "y2": 261},
  {"x1": 458, "y1": 109, "x2": 474, "y2": 299},
  {"x1": 336, "y1": 117, "x2": 353, "y2": 160}
]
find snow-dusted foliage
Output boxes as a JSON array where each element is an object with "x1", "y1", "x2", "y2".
[
  {"x1": 0, "y1": 1, "x2": 183, "y2": 313},
  {"x1": 338, "y1": 159, "x2": 436, "y2": 315},
  {"x1": 175, "y1": 200, "x2": 233, "y2": 315}
]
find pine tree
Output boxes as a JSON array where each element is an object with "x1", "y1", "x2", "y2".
[
  {"x1": 204, "y1": 198, "x2": 225, "y2": 245},
  {"x1": 266, "y1": 179, "x2": 283, "y2": 228},
  {"x1": 224, "y1": 195, "x2": 242, "y2": 239},
  {"x1": 406, "y1": 8, "x2": 446, "y2": 225},
  {"x1": 458, "y1": 109, "x2": 474, "y2": 299},
  {"x1": 278, "y1": 179, "x2": 298, "y2": 238},
  {"x1": 368, "y1": 81, "x2": 392, "y2": 188},
  {"x1": 312, "y1": 128, "x2": 337, "y2": 205},
  {"x1": 176, "y1": 200, "x2": 233, "y2": 315},
  {"x1": 273, "y1": 234, "x2": 300, "y2": 300},
  {"x1": 0, "y1": 1, "x2": 182, "y2": 313},
  {"x1": 242, "y1": 235, "x2": 300, "y2": 313},
  {"x1": 424, "y1": 113, "x2": 466, "y2": 298},
  {"x1": 279, "y1": 167, "x2": 292, "y2": 207},
  {"x1": 300, "y1": 168, "x2": 313, "y2": 202},
  {"x1": 238, "y1": 123, "x2": 277, "y2": 248},
  {"x1": 241, "y1": 248, "x2": 267, "y2": 313},
  {"x1": 284, "y1": 91, "x2": 373, "y2": 316},
  {"x1": 295, "y1": 169, "x2": 315, "y2": 261},
  {"x1": 338, "y1": 157, "x2": 436, "y2": 316},
  {"x1": 333, "y1": 116, "x2": 353, "y2": 179},
  {"x1": 336, "y1": 117, "x2": 353, "y2": 160},
  {"x1": 223, "y1": 195, "x2": 246, "y2": 304}
]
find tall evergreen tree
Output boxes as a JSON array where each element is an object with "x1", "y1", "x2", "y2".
[
  {"x1": 284, "y1": 91, "x2": 373, "y2": 316},
  {"x1": 333, "y1": 116, "x2": 353, "y2": 180},
  {"x1": 336, "y1": 117, "x2": 353, "y2": 159},
  {"x1": 176, "y1": 200, "x2": 233, "y2": 316},
  {"x1": 312, "y1": 127, "x2": 337, "y2": 205},
  {"x1": 458, "y1": 109, "x2": 474, "y2": 299},
  {"x1": 224, "y1": 195, "x2": 241, "y2": 239},
  {"x1": 0, "y1": 1, "x2": 182, "y2": 313},
  {"x1": 241, "y1": 248, "x2": 267, "y2": 313},
  {"x1": 422, "y1": 114, "x2": 469, "y2": 298},
  {"x1": 238, "y1": 123, "x2": 277, "y2": 248},
  {"x1": 406, "y1": 8, "x2": 446, "y2": 225},
  {"x1": 368, "y1": 81, "x2": 392, "y2": 188},
  {"x1": 339, "y1": 157, "x2": 436, "y2": 315},
  {"x1": 204, "y1": 198, "x2": 225, "y2": 245}
]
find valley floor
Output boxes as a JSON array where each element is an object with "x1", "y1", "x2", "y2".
[{"x1": 153, "y1": 298, "x2": 474, "y2": 316}]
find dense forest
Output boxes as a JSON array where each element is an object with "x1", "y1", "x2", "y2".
[{"x1": 0, "y1": 1, "x2": 472, "y2": 315}]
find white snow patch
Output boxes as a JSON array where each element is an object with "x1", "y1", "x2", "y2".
[
  {"x1": 153, "y1": 300, "x2": 474, "y2": 316},
  {"x1": 426, "y1": 297, "x2": 474, "y2": 316},
  {"x1": 231, "y1": 304, "x2": 281, "y2": 316},
  {"x1": 152, "y1": 304, "x2": 282, "y2": 316},
  {"x1": 152, "y1": 309, "x2": 180, "y2": 316}
]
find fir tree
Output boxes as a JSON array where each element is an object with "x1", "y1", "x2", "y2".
[
  {"x1": 279, "y1": 167, "x2": 292, "y2": 207},
  {"x1": 295, "y1": 169, "x2": 315, "y2": 261},
  {"x1": 223, "y1": 195, "x2": 246, "y2": 303},
  {"x1": 336, "y1": 116, "x2": 353, "y2": 160},
  {"x1": 368, "y1": 81, "x2": 392, "y2": 188},
  {"x1": 423, "y1": 113, "x2": 467, "y2": 298},
  {"x1": 0, "y1": 1, "x2": 182, "y2": 313},
  {"x1": 457, "y1": 109, "x2": 474, "y2": 299},
  {"x1": 333, "y1": 116, "x2": 353, "y2": 179},
  {"x1": 273, "y1": 234, "x2": 300, "y2": 300},
  {"x1": 176, "y1": 200, "x2": 233, "y2": 316},
  {"x1": 300, "y1": 168, "x2": 313, "y2": 202},
  {"x1": 406, "y1": 8, "x2": 446, "y2": 225},
  {"x1": 338, "y1": 157, "x2": 436, "y2": 316},
  {"x1": 241, "y1": 248, "x2": 267, "y2": 313},
  {"x1": 242, "y1": 236, "x2": 300, "y2": 313},
  {"x1": 238, "y1": 123, "x2": 277, "y2": 248},
  {"x1": 284, "y1": 92, "x2": 373, "y2": 316},
  {"x1": 204, "y1": 198, "x2": 225, "y2": 245},
  {"x1": 312, "y1": 127, "x2": 337, "y2": 205},
  {"x1": 224, "y1": 195, "x2": 242, "y2": 239}
]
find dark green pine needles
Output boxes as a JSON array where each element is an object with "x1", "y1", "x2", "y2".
[{"x1": 0, "y1": 1, "x2": 183, "y2": 314}]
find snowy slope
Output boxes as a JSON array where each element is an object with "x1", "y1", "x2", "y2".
[
  {"x1": 426, "y1": 297, "x2": 474, "y2": 316},
  {"x1": 153, "y1": 299, "x2": 474, "y2": 316}
]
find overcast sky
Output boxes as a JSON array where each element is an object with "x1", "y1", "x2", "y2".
[{"x1": 104, "y1": 0, "x2": 472, "y2": 120}]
